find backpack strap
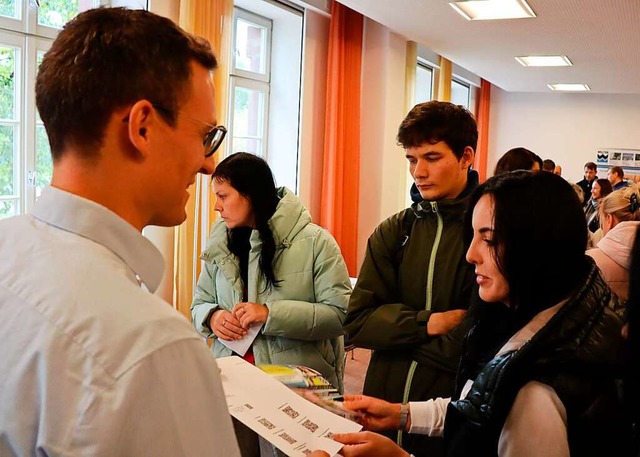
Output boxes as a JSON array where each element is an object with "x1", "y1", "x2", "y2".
[{"x1": 393, "y1": 209, "x2": 418, "y2": 269}]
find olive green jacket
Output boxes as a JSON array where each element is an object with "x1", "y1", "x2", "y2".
[{"x1": 345, "y1": 185, "x2": 476, "y2": 408}]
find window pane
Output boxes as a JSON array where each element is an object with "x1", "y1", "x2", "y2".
[
  {"x1": 0, "y1": 199, "x2": 17, "y2": 219},
  {"x1": 0, "y1": 0, "x2": 17, "y2": 19},
  {"x1": 233, "y1": 86, "x2": 264, "y2": 139},
  {"x1": 234, "y1": 17, "x2": 268, "y2": 75},
  {"x1": 38, "y1": 0, "x2": 92, "y2": 29},
  {"x1": 0, "y1": 46, "x2": 16, "y2": 120},
  {"x1": 36, "y1": 124, "x2": 52, "y2": 197},
  {"x1": 0, "y1": 124, "x2": 15, "y2": 196},
  {"x1": 451, "y1": 80, "x2": 470, "y2": 109},
  {"x1": 232, "y1": 138, "x2": 262, "y2": 156},
  {"x1": 415, "y1": 65, "x2": 433, "y2": 103}
]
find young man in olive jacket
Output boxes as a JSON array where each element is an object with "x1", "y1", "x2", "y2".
[{"x1": 344, "y1": 101, "x2": 478, "y2": 457}]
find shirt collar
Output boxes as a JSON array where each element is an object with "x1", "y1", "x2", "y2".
[{"x1": 32, "y1": 186, "x2": 164, "y2": 292}]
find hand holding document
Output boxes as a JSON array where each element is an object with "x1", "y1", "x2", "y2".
[
  {"x1": 218, "y1": 356, "x2": 362, "y2": 457},
  {"x1": 218, "y1": 322, "x2": 262, "y2": 356}
]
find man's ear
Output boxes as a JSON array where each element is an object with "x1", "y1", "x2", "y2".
[
  {"x1": 127, "y1": 100, "x2": 155, "y2": 158},
  {"x1": 460, "y1": 146, "x2": 475, "y2": 169}
]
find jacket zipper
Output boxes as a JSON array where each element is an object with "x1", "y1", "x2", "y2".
[{"x1": 398, "y1": 201, "x2": 443, "y2": 447}]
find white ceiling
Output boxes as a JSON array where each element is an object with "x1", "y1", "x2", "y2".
[{"x1": 336, "y1": 0, "x2": 640, "y2": 94}]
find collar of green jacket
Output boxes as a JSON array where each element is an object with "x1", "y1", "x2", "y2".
[
  {"x1": 201, "y1": 187, "x2": 311, "y2": 264},
  {"x1": 410, "y1": 173, "x2": 478, "y2": 220}
]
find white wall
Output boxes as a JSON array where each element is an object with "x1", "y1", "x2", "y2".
[
  {"x1": 489, "y1": 88, "x2": 640, "y2": 183},
  {"x1": 357, "y1": 18, "x2": 409, "y2": 272}
]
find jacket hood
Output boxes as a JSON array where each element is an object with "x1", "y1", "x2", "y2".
[
  {"x1": 202, "y1": 187, "x2": 310, "y2": 263},
  {"x1": 409, "y1": 169, "x2": 478, "y2": 221},
  {"x1": 597, "y1": 221, "x2": 640, "y2": 269}
]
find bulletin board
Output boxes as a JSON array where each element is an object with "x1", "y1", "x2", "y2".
[{"x1": 596, "y1": 148, "x2": 640, "y2": 183}]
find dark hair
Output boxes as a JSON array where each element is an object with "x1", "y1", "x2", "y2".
[
  {"x1": 610, "y1": 166, "x2": 625, "y2": 179},
  {"x1": 542, "y1": 159, "x2": 556, "y2": 172},
  {"x1": 585, "y1": 162, "x2": 597, "y2": 171},
  {"x1": 466, "y1": 171, "x2": 589, "y2": 324},
  {"x1": 396, "y1": 101, "x2": 477, "y2": 159},
  {"x1": 493, "y1": 147, "x2": 538, "y2": 175},
  {"x1": 36, "y1": 7, "x2": 217, "y2": 160},
  {"x1": 213, "y1": 153, "x2": 280, "y2": 290},
  {"x1": 594, "y1": 178, "x2": 613, "y2": 198}
]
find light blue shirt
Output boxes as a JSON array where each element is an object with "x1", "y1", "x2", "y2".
[{"x1": 0, "y1": 187, "x2": 240, "y2": 456}]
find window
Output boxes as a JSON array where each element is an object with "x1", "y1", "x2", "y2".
[
  {"x1": 228, "y1": 0, "x2": 303, "y2": 192},
  {"x1": 0, "y1": 1, "x2": 146, "y2": 219},
  {"x1": 229, "y1": 8, "x2": 271, "y2": 158},
  {"x1": 415, "y1": 61, "x2": 433, "y2": 104},
  {"x1": 451, "y1": 78, "x2": 471, "y2": 109}
]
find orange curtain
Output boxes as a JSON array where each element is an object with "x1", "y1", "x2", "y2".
[
  {"x1": 474, "y1": 78, "x2": 491, "y2": 182},
  {"x1": 320, "y1": 2, "x2": 363, "y2": 276},
  {"x1": 173, "y1": 0, "x2": 232, "y2": 320}
]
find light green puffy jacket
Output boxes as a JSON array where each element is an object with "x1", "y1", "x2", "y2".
[{"x1": 191, "y1": 187, "x2": 351, "y2": 392}]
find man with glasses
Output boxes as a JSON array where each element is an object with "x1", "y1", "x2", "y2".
[{"x1": 0, "y1": 8, "x2": 239, "y2": 456}]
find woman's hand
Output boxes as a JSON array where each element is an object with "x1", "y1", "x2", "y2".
[
  {"x1": 333, "y1": 431, "x2": 410, "y2": 457},
  {"x1": 233, "y1": 302, "x2": 269, "y2": 329},
  {"x1": 341, "y1": 395, "x2": 402, "y2": 431},
  {"x1": 210, "y1": 309, "x2": 246, "y2": 340}
]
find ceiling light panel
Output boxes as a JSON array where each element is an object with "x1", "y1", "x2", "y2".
[
  {"x1": 547, "y1": 84, "x2": 591, "y2": 92},
  {"x1": 515, "y1": 56, "x2": 572, "y2": 67},
  {"x1": 450, "y1": 0, "x2": 536, "y2": 21}
]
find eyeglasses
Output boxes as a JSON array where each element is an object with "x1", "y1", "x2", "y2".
[{"x1": 152, "y1": 104, "x2": 227, "y2": 157}]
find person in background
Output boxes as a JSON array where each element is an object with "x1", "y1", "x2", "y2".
[
  {"x1": 542, "y1": 158, "x2": 556, "y2": 172},
  {"x1": 585, "y1": 178, "x2": 614, "y2": 244},
  {"x1": 345, "y1": 101, "x2": 477, "y2": 457},
  {"x1": 554, "y1": 165, "x2": 562, "y2": 176},
  {"x1": 587, "y1": 184, "x2": 640, "y2": 303},
  {"x1": 332, "y1": 171, "x2": 628, "y2": 457},
  {"x1": 576, "y1": 162, "x2": 598, "y2": 207},
  {"x1": 609, "y1": 166, "x2": 630, "y2": 191},
  {"x1": 192, "y1": 152, "x2": 351, "y2": 456},
  {"x1": 0, "y1": 8, "x2": 240, "y2": 456},
  {"x1": 571, "y1": 183, "x2": 584, "y2": 203},
  {"x1": 493, "y1": 147, "x2": 541, "y2": 175}
]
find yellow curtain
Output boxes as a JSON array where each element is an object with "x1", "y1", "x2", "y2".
[
  {"x1": 404, "y1": 41, "x2": 417, "y2": 112},
  {"x1": 436, "y1": 56, "x2": 452, "y2": 102},
  {"x1": 173, "y1": 0, "x2": 233, "y2": 320}
]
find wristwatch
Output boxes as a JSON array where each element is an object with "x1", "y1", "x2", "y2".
[{"x1": 399, "y1": 403, "x2": 409, "y2": 430}]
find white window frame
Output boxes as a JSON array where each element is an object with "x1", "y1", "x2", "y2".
[
  {"x1": 0, "y1": 31, "x2": 23, "y2": 217},
  {"x1": 415, "y1": 59, "x2": 434, "y2": 104},
  {"x1": 228, "y1": 7, "x2": 272, "y2": 159},
  {"x1": 451, "y1": 77, "x2": 471, "y2": 109},
  {"x1": 231, "y1": 7, "x2": 271, "y2": 83},
  {"x1": 228, "y1": 76, "x2": 270, "y2": 158}
]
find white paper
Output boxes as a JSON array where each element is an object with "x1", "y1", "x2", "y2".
[
  {"x1": 219, "y1": 322, "x2": 262, "y2": 356},
  {"x1": 217, "y1": 356, "x2": 362, "y2": 457}
]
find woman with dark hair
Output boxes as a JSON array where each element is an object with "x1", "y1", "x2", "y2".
[
  {"x1": 585, "y1": 178, "x2": 614, "y2": 234},
  {"x1": 324, "y1": 171, "x2": 627, "y2": 457},
  {"x1": 191, "y1": 152, "x2": 351, "y2": 391},
  {"x1": 493, "y1": 147, "x2": 541, "y2": 175}
]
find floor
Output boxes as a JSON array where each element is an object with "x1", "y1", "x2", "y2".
[{"x1": 343, "y1": 347, "x2": 371, "y2": 395}]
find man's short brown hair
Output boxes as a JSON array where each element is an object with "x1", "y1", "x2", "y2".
[
  {"x1": 610, "y1": 166, "x2": 624, "y2": 179},
  {"x1": 397, "y1": 101, "x2": 477, "y2": 159},
  {"x1": 36, "y1": 7, "x2": 217, "y2": 160}
]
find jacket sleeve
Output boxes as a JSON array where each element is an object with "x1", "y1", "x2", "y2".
[
  {"x1": 191, "y1": 261, "x2": 220, "y2": 339},
  {"x1": 262, "y1": 229, "x2": 350, "y2": 341},
  {"x1": 344, "y1": 214, "x2": 433, "y2": 350}
]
